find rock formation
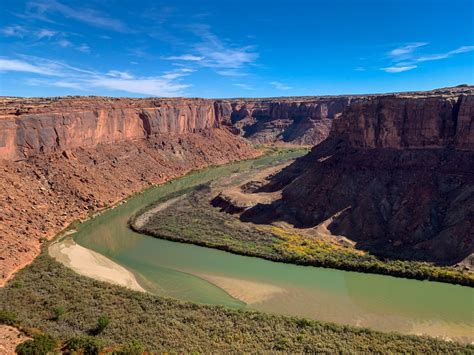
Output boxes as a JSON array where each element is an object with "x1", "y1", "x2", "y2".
[
  {"x1": 214, "y1": 97, "x2": 353, "y2": 145},
  {"x1": 0, "y1": 96, "x2": 262, "y2": 285},
  {"x1": 242, "y1": 86, "x2": 474, "y2": 267},
  {"x1": 1, "y1": 85, "x2": 472, "y2": 285}
]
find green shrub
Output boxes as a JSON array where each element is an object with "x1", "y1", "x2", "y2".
[
  {"x1": 0, "y1": 310, "x2": 17, "y2": 325},
  {"x1": 95, "y1": 314, "x2": 110, "y2": 334},
  {"x1": 65, "y1": 336, "x2": 104, "y2": 355},
  {"x1": 15, "y1": 334, "x2": 57, "y2": 355},
  {"x1": 51, "y1": 306, "x2": 65, "y2": 321},
  {"x1": 114, "y1": 340, "x2": 145, "y2": 355}
]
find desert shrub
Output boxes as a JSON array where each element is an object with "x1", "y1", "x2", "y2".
[
  {"x1": 15, "y1": 334, "x2": 57, "y2": 355},
  {"x1": 65, "y1": 336, "x2": 104, "y2": 355},
  {"x1": 51, "y1": 306, "x2": 65, "y2": 321},
  {"x1": 114, "y1": 340, "x2": 145, "y2": 354},
  {"x1": 94, "y1": 315, "x2": 110, "y2": 334},
  {"x1": 0, "y1": 310, "x2": 17, "y2": 325}
]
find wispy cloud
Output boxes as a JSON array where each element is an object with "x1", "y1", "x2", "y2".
[
  {"x1": 76, "y1": 43, "x2": 90, "y2": 53},
  {"x1": 381, "y1": 65, "x2": 417, "y2": 73},
  {"x1": 57, "y1": 39, "x2": 71, "y2": 47},
  {"x1": 26, "y1": 0, "x2": 130, "y2": 32},
  {"x1": 383, "y1": 43, "x2": 474, "y2": 73},
  {"x1": 36, "y1": 29, "x2": 56, "y2": 38},
  {"x1": 0, "y1": 57, "x2": 63, "y2": 76},
  {"x1": 416, "y1": 46, "x2": 474, "y2": 62},
  {"x1": 162, "y1": 54, "x2": 204, "y2": 61},
  {"x1": 216, "y1": 70, "x2": 248, "y2": 77},
  {"x1": 0, "y1": 56, "x2": 190, "y2": 96},
  {"x1": 233, "y1": 83, "x2": 253, "y2": 90},
  {"x1": 163, "y1": 24, "x2": 258, "y2": 77},
  {"x1": 270, "y1": 81, "x2": 292, "y2": 90},
  {"x1": 389, "y1": 42, "x2": 428, "y2": 59},
  {"x1": 106, "y1": 70, "x2": 134, "y2": 79},
  {"x1": 1, "y1": 25, "x2": 28, "y2": 37}
]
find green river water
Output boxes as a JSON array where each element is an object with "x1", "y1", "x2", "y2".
[{"x1": 71, "y1": 150, "x2": 474, "y2": 343}]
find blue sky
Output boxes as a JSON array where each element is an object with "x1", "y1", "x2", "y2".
[{"x1": 0, "y1": 0, "x2": 473, "y2": 98}]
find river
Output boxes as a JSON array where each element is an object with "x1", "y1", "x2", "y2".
[{"x1": 61, "y1": 150, "x2": 473, "y2": 343}]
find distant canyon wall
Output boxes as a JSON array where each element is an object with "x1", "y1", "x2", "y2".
[
  {"x1": 246, "y1": 86, "x2": 474, "y2": 266},
  {"x1": 331, "y1": 93, "x2": 474, "y2": 150},
  {"x1": 1, "y1": 87, "x2": 472, "y2": 162},
  {"x1": 215, "y1": 97, "x2": 352, "y2": 145},
  {"x1": 0, "y1": 98, "x2": 220, "y2": 160},
  {"x1": 0, "y1": 96, "x2": 361, "y2": 161}
]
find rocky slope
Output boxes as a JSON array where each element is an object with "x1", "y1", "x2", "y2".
[
  {"x1": 0, "y1": 96, "x2": 260, "y2": 285},
  {"x1": 242, "y1": 86, "x2": 474, "y2": 267},
  {"x1": 1, "y1": 86, "x2": 472, "y2": 284},
  {"x1": 214, "y1": 97, "x2": 353, "y2": 145}
]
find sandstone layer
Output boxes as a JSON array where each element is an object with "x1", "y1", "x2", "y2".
[
  {"x1": 0, "y1": 128, "x2": 257, "y2": 286},
  {"x1": 242, "y1": 86, "x2": 474, "y2": 266},
  {"x1": 1, "y1": 85, "x2": 473, "y2": 284}
]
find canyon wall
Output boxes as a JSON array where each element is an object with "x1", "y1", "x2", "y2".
[
  {"x1": 243, "y1": 86, "x2": 474, "y2": 266},
  {"x1": 0, "y1": 98, "x2": 221, "y2": 160},
  {"x1": 332, "y1": 93, "x2": 474, "y2": 150},
  {"x1": 0, "y1": 96, "x2": 359, "y2": 161},
  {"x1": 215, "y1": 97, "x2": 352, "y2": 145},
  {"x1": 0, "y1": 96, "x2": 261, "y2": 285},
  {"x1": 1, "y1": 86, "x2": 472, "y2": 284}
]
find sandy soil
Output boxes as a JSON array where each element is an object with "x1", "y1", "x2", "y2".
[
  {"x1": 49, "y1": 237, "x2": 145, "y2": 292},
  {"x1": 195, "y1": 273, "x2": 286, "y2": 305},
  {"x1": 212, "y1": 161, "x2": 293, "y2": 209},
  {"x1": 133, "y1": 194, "x2": 187, "y2": 229},
  {"x1": 0, "y1": 325, "x2": 29, "y2": 355}
]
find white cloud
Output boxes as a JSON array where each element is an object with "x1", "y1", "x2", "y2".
[
  {"x1": 36, "y1": 29, "x2": 56, "y2": 38},
  {"x1": 354, "y1": 67, "x2": 366, "y2": 72},
  {"x1": 216, "y1": 69, "x2": 247, "y2": 77},
  {"x1": 164, "y1": 25, "x2": 258, "y2": 74},
  {"x1": 0, "y1": 58, "x2": 62, "y2": 76},
  {"x1": 1, "y1": 56, "x2": 191, "y2": 97},
  {"x1": 389, "y1": 42, "x2": 428, "y2": 58},
  {"x1": 77, "y1": 43, "x2": 90, "y2": 53},
  {"x1": 233, "y1": 83, "x2": 253, "y2": 90},
  {"x1": 27, "y1": 0, "x2": 129, "y2": 32},
  {"x1": 86, "y1": 77, "x2": 190, "y2": 96},
  {"x1": 382, "y1": 43, "x2": 474, "y2": 73},
  {"x1": 162, "y1": 54, "x2": 204, "y2": 61},
  {"x1": 57, "y1": 39, "x2": 72, "y2": 47},
  {"x1": 381, "y1": 65, "x2": 417, "y2": 73},
  {"x1": 1, "y1": 25, "x2": 27, "y2": 37},
  {"x1": 416, "y1": 46, "x2": 474, "y2": 62},
  {"x1": 270, "y1": 81, "x2": 292, "y2": 90},
  {"x1": 106, "y1": 70, "x2": 134, "y2": 79}
]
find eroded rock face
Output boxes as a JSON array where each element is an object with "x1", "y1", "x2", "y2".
[
  {"x1": 243, "y1": 86, "x2": 474, "y2": 266},
  {"x1": 215, "y1": 97, "x2": 352, "y2": 145},
  {"x1": 0, "y1": 129, "x2": 258, "y2": 286},
  {"x1": 0, "y1": 98, "x2": 219, "y2": 160},
  {"x1": 332, "y1": 93, "x2": 473, "y2": 150}
]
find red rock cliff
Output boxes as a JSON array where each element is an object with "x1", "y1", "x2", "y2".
[
  {"x1": 0, "y1": 97, "x2": 221, "y2": 160},
  {"x1": 242, "y1": 86, "x2": 474, "y2": 266},
  {"x1": 331, "y1": 91, "x2": 474, "y2": 150},
  {"x1": 215, "y1": 97, "x2": 353, "y2": 145}
]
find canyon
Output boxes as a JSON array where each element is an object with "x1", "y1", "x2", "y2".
[
  {"x1": 1, "y1": 85, "x2": 473, "y2": 286},
  {"x1": 241, "y1": 85, "x2": 474, "y2": 267}
]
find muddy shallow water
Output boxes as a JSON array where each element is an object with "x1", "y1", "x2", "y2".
[{"x1": 63, "y1": 150, "x2": 473, "y2": 343}]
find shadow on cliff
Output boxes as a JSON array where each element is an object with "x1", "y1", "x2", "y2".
[{"x1": 240, "y1": 138, "x2": 474, "y2": 266}]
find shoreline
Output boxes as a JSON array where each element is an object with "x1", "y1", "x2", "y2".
[{"x1": 49, "y1": 237, "x2": 145, "y2": 293}]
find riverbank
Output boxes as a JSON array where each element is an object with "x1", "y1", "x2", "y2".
[
  {"x1": 1, "y1": 253, "x2": 471, "y2": 353},
  {"x1": 2, "y1": 148, "x2": 473, "y2": 351},
  {"x1": 0, "y1": 129, "x2": 259, "y2": 287},
  {"x1": 133, "y1": 178, "x2": 474, "y2": 287},
  {"x1": 49, "y1": 237, "x2": 145, "y2": 293}
]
